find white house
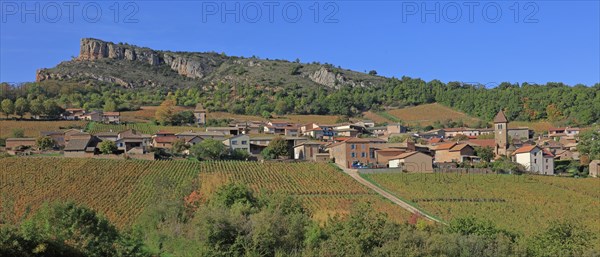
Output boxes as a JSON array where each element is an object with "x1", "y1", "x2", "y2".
[
  {"x1": 512, "y1": 145, "x2": 554, "y2": 175},
  {"x1": 223, "y1": 134, "x2": 250, "y2": 153}
]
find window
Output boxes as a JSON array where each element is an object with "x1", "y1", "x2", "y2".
[
  {"x1": 241, "y1": 140, "x2": 247, "y2": 145},
  {"x1": 119, "y1": 143, "x2": 123, "y2": 147},
  {"x1": 351, "y1": 144, "x2": 356, "y2": 150},
  {"x1": 351, "y1": 152, "x2": 356, "y2": 158},
  {"x1": 534, "y1": 159, "x2": 537, "y2": 164},
  {"x1": 232, "y1": 140, "x2": 238, "y2": 145},
  {"x1": 361, "y1": 152, "x2": 366, "y2": 158}
]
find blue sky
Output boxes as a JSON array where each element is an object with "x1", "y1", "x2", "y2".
[{"x1": 1, "y1": 1, "x2": 599, "y2": 86}]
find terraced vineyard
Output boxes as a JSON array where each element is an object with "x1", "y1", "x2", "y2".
[
  {"x1": 0, "y1": 120, "x2": 87, "y2": 138},
  {"x1": 0, "y1": 158, "x2": 410, "y2": 228},
  {"x1": 363, "y1": 173, "x2": 600, "y2": 236},
  {"x1": 86, "y1": 122, "x2": 205, "y2": 134}
]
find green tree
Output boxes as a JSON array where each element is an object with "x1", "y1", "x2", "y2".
[
  {"x1": 36, "y1": 136, "x2": 55, "y2": 150},
  {"x1": 261, "y1": 137, "x2": 289, "y2": 159},
  {"x1": 190, "y1": 139, "x2": 228, "y2": 160},
  {"x1": 171, "y1": 139, "x2": 188, "y2": 155},
  {"x1": 29, "y1": 99, "x2": 44, "y2": 119},
  {"x1": 14, "y1": 97, "x2": 29, "y2": 119},
  {"x1": 230, "y1": 148, "x2": 250, "y2": 160},
  {"x1": 98, "y1": 141, "x2": 117, "y2": 154},
  {"x1": 389, "y1": 135, "x2": 411, "y2": 143},
  {"x1": 43, "y1": 99, "x2": 63, "y2": 117},
  {"x1": 1, "y1": 99, "x2": 14, "y2": 119},
  {"x1": 261, "y1": 110, "x2": 272, "y2": 120},
  {"x1": 20, "y1": 202, "x2": 121, "y2": 257},
  {"x1": 475, "y1": 146, "x2": 494, "y2": 162},
  {"x1": 527, "y1": 221, "x2": 594, "y2": 257},
  {"x1": 103, "y1": 99, "x2": 117, "y2": 112},
  {"x1": 11, "y1": 128, "x2": 25, "y2": 138},
  {"x1": 577, "y1": 127, "x2": 600, "y2": 161}
]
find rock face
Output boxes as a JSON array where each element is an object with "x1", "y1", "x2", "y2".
[
  {"x1": 309, "y1": 67, "x2": 367, "y2": 89},
  {"x1": 76, "y1": 38, "x2": 217, "y2": 79},
  {"x1": 36, "y1": 38, "x2": 382, "y2": 89}
]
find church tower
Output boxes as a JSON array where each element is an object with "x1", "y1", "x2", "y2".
[
  {"x1": 494, "y1": 110, "x2": 509, "y2": 157},
  {"x1": 193, "y1": 103, "x2": 206, "y2": 127}
]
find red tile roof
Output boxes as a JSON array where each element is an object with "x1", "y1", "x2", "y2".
[
  {"x1": 434, "y1": 142, "x2": 457, "y2": 150},
  {"x1": 513, "y1": 145, "x2": 537, "y2": 155},
  {"x1": 154, "y1": 136, "x2": 177, "y2": 143},
  {"x1": 429, "y1": 138, "x2": 443, "y2": 143},
  {"x1": 466, "y1": 139, "x2": 495, "y2": 148}
]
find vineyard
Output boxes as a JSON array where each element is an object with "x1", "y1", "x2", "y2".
[
  {"x1": 195, "y1": 161, "x2": 411, "y2": 222},
  {"x1": 363, "y1": 173, "x2": 600, "y2": 236},
  {"x1": 0, "y1": 120, "x2": 87, "y2": 138},
  {"x1": 0, "y1": 158, "x2": 198, "y2": 228},
  {"x1": 85, "y1": 122, "x2": 206, "y2": 134},
  {"x1": 0, "y1": 158, "x2": 410, "y2": 228}
]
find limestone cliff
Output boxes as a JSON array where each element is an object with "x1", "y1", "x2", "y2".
[{"x1": 35, "y1": 38, "x2": 385, "y2": 89}]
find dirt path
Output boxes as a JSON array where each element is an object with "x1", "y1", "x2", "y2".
[{"x1": 336, "y1": 164, "x2": 444, "y2": 223}]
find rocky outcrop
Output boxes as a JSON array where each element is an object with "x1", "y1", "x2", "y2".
[
  {"x1": 36, "y1": 38, "x2": 381, "y2": 89},
  {"x1": 309, "y1": 67, "x2": 368, "y2": 89},
  {"x1": 77, "y1": 38, "x2": 218, "y2": 79},
  {"x1": 36, "y1": 68, "x2": 132, "y2": 87}
]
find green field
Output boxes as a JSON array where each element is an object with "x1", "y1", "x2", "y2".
[
  {"x1": 85, "y1": 121, "x2": 206, "y2": 134},
  {"x1": 363, "y1": 172, "x2": 600, "y2": 236}
]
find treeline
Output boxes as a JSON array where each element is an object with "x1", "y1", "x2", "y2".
[
  {"x1": 2, "y1": 183, "x2": 598, "y2": 257},
  {"x1": 2, "y1": 78, "x2": 599, "y2": 125}
]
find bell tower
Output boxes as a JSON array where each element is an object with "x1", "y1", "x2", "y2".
[
  {"x1": 194, "y1": 103, "x2": 206, "y2": 127},
  {"x1": 494, "y1": 110, "x2": 509, "y2": 157}
]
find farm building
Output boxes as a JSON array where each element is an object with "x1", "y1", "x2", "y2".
[
  {"x1": 388, "y1": 151, "x2": 433, "y2": 173},
  {"x1": 6, "y1": 138, "x2": 37, "y2": 150},
  {"x1": 589, "y1": 160, "x2": 599, "y2": 178}
]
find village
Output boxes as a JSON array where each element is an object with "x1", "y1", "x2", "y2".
[{"x1": 4, "y1": 103, "x2": 597, "y2": 177}]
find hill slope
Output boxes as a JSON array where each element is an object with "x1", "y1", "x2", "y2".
[{"x1": 36, "y1": 38, "x2": 386, "y2": 89}]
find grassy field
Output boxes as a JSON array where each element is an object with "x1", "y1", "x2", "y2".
[
  {"x1": 361, "y1": 111, "x2": 393, "y2": 124},
  {"x1": 121, "y1": 106, "x2": 193, "y2": 122},
  {"x1": 86, "y1": 122, "x2": 205, "y2": 134},
  {"x1": 509, "y1": 121, "x2": 555, "y2": 133},
  {"x1": 363, "y1": 173, "x2": 600, "y2": 236},
  {"x1": 0, "y1": 158, "x2": 410, "y2": 228},
  {"x1": 386, "y1": 103, "x2": 482, "y2": 127},
  {"x1": 122, "y1": 106, "x2": 343, "y2": 124},
  {"x1": 0, "y1": 120, "x2": 88, "y2": 138}
]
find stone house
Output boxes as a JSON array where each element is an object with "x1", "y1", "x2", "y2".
[
  {"x1": 589, "y1": 160, "x2": 599, "y2": 178},
  {"x1": 327, "y1": 137, "x2": 372, "y2": 168},
  {"x1": 388, "y1": 151, "x2": 434, "y2": 173},
  {"x1": 6, "y1": 138, "x2": 37, "y2": 150},
  {"x1": 293, "y1": 141, "x2": 323, "y2": 161},
  {"x1": 433, "y1": 142, "x2": 475, "y2": 163}
]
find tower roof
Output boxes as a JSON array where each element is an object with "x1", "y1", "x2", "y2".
[
  {"x1": 493, "y1": 110, "x2": 508, "y2": 123},
  {"x1": 194, "y1": 103, "x2": 205, "y2": 112}
]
